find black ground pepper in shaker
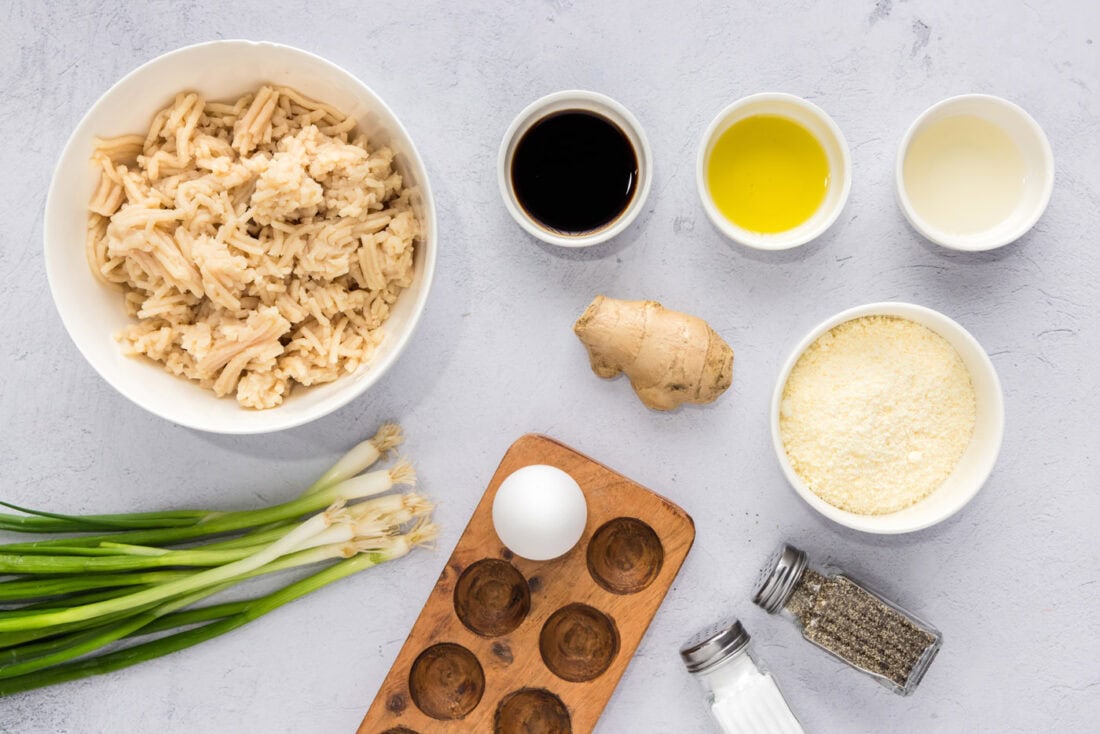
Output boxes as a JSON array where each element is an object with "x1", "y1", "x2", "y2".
[{"x1": 753, "y1": 543, "x2": 942, "y2": 695}]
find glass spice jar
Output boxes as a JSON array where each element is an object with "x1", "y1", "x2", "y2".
[
  {"x1": 680, "y1": 619, "x2": 804, "y2": 734},
  {"x1": 752, "y1": 543, "x2": 942, "y2": 696}
]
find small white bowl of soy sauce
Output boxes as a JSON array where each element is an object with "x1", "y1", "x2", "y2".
[{"x1": 499, "y1": 90, "x2": 653, "y2": 248}]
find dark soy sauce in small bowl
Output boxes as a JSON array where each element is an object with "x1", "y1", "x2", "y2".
[{"x1": 510, "y1": 110, "x2": 639, "y2": 235}]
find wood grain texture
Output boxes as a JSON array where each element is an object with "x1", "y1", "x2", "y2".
[{"x1": 358, "y1": 434, "x2": 695, "y2": 733}]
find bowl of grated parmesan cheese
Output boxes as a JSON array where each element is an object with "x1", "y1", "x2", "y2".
[{"x1": 771, "y1": 302, "x2": 1004, "y2": 534}]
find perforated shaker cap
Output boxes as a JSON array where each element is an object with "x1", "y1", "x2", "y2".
[
  {"x1": 679, "y1": 619, "x2": 751, "y2": 674},
  {"x1": 752, "y1": 543, "x2": 808, "y2": 614}
]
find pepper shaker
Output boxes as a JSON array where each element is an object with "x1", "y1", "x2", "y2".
[
  {"x1": 680, "y1": 619, "x2": 804, "y2": 733},
  {"x1": 753, "y1": 543, "x2": 942, "y2": 695}
]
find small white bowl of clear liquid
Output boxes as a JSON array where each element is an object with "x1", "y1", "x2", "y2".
[{"x1": 896, "y1": 94, "x2": 1053, "y2": 251}]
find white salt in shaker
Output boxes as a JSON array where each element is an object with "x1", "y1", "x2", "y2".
[{"x1": 680, "y1": 619, "x2": 804, "y2": 734}]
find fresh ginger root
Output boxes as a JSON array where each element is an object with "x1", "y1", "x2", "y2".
[{"x1": 573, "y1": 295, "x2": 734, "y2": 410}]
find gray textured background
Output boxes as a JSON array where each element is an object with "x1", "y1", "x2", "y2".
[{"x1": 2, "y1": 1, "x2": 1098, "y2": 732}]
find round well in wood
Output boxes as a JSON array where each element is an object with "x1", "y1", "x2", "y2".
[
  {"x1": 454, "y1": 559, "x2": 531, "y2": 637},
  {"x1": 538, "y1": 603, "x2": 620, "y2": 683},
  {"x1": 586, "y1": 517, "x2": 664, "y2": 594},
  {"x1": 408, "y1": 643, "x2": 485, "y2": 720},
  {"x1": 494, "y1": 688, "x2": 572, "y2": 734}
]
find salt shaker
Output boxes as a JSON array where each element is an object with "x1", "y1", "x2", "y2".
[
  {"x1": 753, "y1": 543, "x2": 942, "y2": 695},
  {"x1": 680, "y1": 619, "x2": 804, "y2": 734}
]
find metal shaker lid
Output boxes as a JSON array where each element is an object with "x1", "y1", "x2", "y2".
[
  {"x1": 752, "y1": 543, "x2": 808, "y2": 614},
  {"x1": 679, "y1": 618, "x2": 751, "y2": 674}
]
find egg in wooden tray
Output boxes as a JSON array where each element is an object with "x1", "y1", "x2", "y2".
[{"x1": 359, "y1": 434, "x2": 695, "y2": 734}]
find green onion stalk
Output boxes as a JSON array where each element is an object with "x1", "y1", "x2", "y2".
[
  {"x1": 0, "y1": 523, "x2": 436, "y2": 695},
  {"x1": 0, "y1": 423, "x2": 404, "y2": 543},
  {"x1": 0, "y1": 424, "x2": 436, "y2": 697}
]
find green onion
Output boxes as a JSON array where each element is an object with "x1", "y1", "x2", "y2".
[
  {"x1": 16, "y1": 586, "x2": 153, "y2": 611},
  {"x1": 0, "y1": 505, "x2": 207, "y2": 533},
  {"x1": 0, "y1": 571, "x2": 191, "y2": 602},
  {"x1": 304, "y1": 423, "x2": 403, "y2": 494},
  {"x1": 0, "y1": 544, "x2": 364, "y2": 650},
  {"x1": 0, "y1": 423, "x2": 405, "y2": 547},
  {"x1": 0, "y1": 542, "x2": 419, "y2": 696},
  {"x1": 0, "y1": 459, "x2": 414, "y2": 553},
  {"x1": 0, "y1": 502, "x2": 346, "y2": 632},
  {"x1": 0, "y1": 581, "x2": 235, "y2": 677},
  {"x1": 0, "y1": 425, "x2": 435, "y2": 696}
]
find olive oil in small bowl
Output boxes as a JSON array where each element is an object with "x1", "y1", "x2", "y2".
[
  {"x1": 499, "y1": 90, "x2": 653, "y2": 248},
  {"x1": 698, "y1": 93, "x2": 851, "y2": 250}
]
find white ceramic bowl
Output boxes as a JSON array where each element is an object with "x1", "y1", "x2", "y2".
[
  {"x1": 896, "y1": 94, "x2": 1053, "y2": 251},
  {"x1": 697, "y1": 93, "x2": 851, "y2": 250},
  {"x1": 498, "y1": 90, "x2": 652, "y2": 248},
  {"x1": 44, "y1": 40, "x2": 437, "y2": 434},
  {"x1": 770, "y1": 302, "x2": 1004, "y2": 534}
]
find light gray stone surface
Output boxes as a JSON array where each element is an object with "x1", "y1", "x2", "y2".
[{"x1": 1, "y1": 1, "x2": 1098, "y2": 732}]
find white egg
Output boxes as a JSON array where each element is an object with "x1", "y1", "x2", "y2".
[{"x1": 492, "y1": 464, "x2": 588, "y2": 561}]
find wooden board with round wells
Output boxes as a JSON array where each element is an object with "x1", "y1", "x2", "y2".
[{"x1": 358, "y1": 434, "x2": 694, "y2": 734}]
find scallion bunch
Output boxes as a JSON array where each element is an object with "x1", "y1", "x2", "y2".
[{"x1": 0, "y1": 424, "x2": 435, "y2": 696}]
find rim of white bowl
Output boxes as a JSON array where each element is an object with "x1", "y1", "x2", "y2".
[
  {"x1": 696, "y1": 92, "x2": 852, "y2": 251},
  {"x1": 895, "y1": 93, "x2": 1054, "y2": 252},
  {"x1": 770, "y1": 302, "x2": 1005, "y2": 534},
  {"x1": 43, "y1": 39, "x2": 437, "y2": 434},
  {"x1": 497, "y1": 89, "x2": 653, "y2": 248}
]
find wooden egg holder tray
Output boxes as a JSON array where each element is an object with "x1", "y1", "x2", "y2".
[{"x1": 358, "y1": 434, "x2": 695, "y2": 734}]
